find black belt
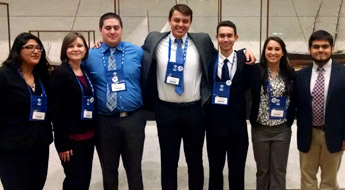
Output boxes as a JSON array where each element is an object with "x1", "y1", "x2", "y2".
[
  {"x1": 312, "y1": 125, "x2": 325, "y2": 130},
  {"x1": 113, "y1": 108, "x2": 141, "y2": 118},
  {"x1": 158, "y1": 99, "x2": 200, "y2": 108}
]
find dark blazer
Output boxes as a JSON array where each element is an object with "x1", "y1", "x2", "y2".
[
  {"x1": 206, "y1": 50, "x2": 250, "y2": 136},
  {"x1": 50, "y1": 62, "x2": 94, "y2": 152},
  {"x1": 141, "y1": 31, "x2": 217, "y2": 111},
  {"x1": 249, "y1": 63, "x2": 296, "y2": 127},
  {"x1": 295, "y1": 61, "x2": 345, "y2": 153},
  {"x1": 0, "y1": 64, "x2": 53, "y2": 150}
]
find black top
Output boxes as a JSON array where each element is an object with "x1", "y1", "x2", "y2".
[
  {"x1": 50, "y1": 62, "x2": 94, "y2": 152},
  {"x1": 0, "y1": 64, "x2": 53, "y2": 150}
]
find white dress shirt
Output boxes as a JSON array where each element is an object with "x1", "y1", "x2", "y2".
[
  {"x1": 310, "y1": 59, "x2": 332, "y2": 115},
  {"x1": 155, "y1": 32, "x2": 201, "y2": 103},
  {"x1": 217, "y1": 51, "x2": 237, "y2": 81}
]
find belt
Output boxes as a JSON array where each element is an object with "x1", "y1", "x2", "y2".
[
  {"x1": 312, "y1": 125, "x2": 325, "y2": 130},
  {"x1": 158, "y1": 99, "x2": 200, "y2": 108},
  {"x1": 114, "y1": 108, "x2": 140, "y2": 118}
]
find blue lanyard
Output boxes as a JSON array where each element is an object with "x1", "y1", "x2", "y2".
[
  {"x1": 168, "y1": 35, "x2": 188, "y2": 64},
  {"x1": 18, "y1": 70, "x2": 46, "y2": 97},
  {"x1": 68, "y1": 63, "x2": 94, "y2": 98},
  {"x1": 101, "y1": 45, "x2": 125, "y2": 72},
  {"x1": 213, "y1": 54, "x2": 236, "y2": 82}
]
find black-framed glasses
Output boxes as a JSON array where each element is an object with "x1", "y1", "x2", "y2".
[{"x1": 22, "y1": 45, "x2": 44, "y2": 52}]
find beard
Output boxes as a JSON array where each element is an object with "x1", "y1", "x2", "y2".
[{"x1": 311, "y1": 55, "x2": 331, "y2": 66}]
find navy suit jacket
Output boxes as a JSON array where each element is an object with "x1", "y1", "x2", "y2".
[
  {"x1": 295, "y1": 61, "x2": 345, "y2": 153},
  {"x1": 206, "y1": 50, "x2": 250, "y2": 136},
  {"x1": 141, "y1": 31, "x2": 217, "y2": 111}
]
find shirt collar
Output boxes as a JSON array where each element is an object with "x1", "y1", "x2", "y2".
[
  {"x1": 218, "y1": 51, "x2": 235, "y2": 64},
  {"x1": 312, "y1": 58, "x2": 332, "y2": 72},
  {"x1": 169, "y1": 32, "x2": 188, "y2": 44},
  {"x1": 101, "y1": 41, "x2": 124, "y2": 53}
]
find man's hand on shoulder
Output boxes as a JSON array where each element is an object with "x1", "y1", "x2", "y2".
[
  {"x1": 244, "y1": 49, "x2": 256, "y2": 65},
  {"x1": 91, "y1": 39, "x2": 103, "y2": 49}
]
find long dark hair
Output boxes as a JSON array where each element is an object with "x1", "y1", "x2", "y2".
[
  {"x1": 3, "y1": 32, "x2": 51, "y2": 82},
  {"x1": 260, "y1": 36, "x2": 294, "y2": 96}
]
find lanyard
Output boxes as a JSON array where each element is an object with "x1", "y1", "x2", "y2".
[
  {"x1": 168, "y1": 35, "x2": 188, "y2": 64},
  {"x1": 18, "y1": 70, "x2": 46, "y2": 97},
  {"x1": 213, "y1": 54, "x2": 236, "y2": 82},
  {"x1": 68, "y1": 63, "x2": 94, "y2": 98}
]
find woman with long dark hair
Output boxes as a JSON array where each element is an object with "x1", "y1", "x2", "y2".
[
  {"x1": 50, "y1": 32, "x2": 95, "y2": 190},
  {"x1": 249, "y1": 36, "x2": 295, "y2": 190},
  {"x1": 0, "y1": 32, "x2": 53, "y2": 190}
]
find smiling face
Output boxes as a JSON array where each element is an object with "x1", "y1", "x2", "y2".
[
  {"x1": 168, "y1": 10, "x2": 192, "y2": 39},
  {"x1": 265, "y1": 40, "x2": 284, "y2": 66},
  {"x1": 309, "y1": 40, "x2": 333, "y2": 66},
  {"x1": 20, "y1": 39, "x2": 42, "y2": 67},
  {"x1": 66, "y1": 37, "x2": 87, "y2": 64},
  {"x1": 216, "y1": 26, "x2": 238, "y2": 57},
  {"x1": 99, "y1": 18, "x2": 122, "y2": 47}
]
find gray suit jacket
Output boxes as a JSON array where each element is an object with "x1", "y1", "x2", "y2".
[{"x1": 141, "y1": 31, "x2": 217, "y2": 111}]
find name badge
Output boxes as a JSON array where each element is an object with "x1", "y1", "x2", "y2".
[
  {"x1": 32, "y1": 111, "x2": 46, "y2": 120},
  {"x1": 165, "y1": 61, "x2": 184, "y2": 86},
  {"x1": 29, "y1": 95, "x2": 47, "y2": 121},
  {"x1": 212, "y1": 82, "x2": 231, "y2": 105},
  {"x1": 106, "y1": 70, "x2": 126, "y2": 92},
  {"x1": 269, "y1": 96, "x2": 287, "y2": 119},
  {"x1": 81, "y1": 96, "x2": 94, "y2": 120},
  {"x1": 111, "y1": 82, "x2": 126, "y2": 92}
]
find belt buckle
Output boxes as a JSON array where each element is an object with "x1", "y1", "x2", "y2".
[{"x1": 120, "y1": 112, "x2": 128, "y2": 118}]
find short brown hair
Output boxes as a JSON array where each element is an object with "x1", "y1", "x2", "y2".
[
  {"x1": 169, "y1": 4, "x2": 193, "y2": 22},
  {"x1": 60, "y1": 32, "x2": 89, "y2": 63}
]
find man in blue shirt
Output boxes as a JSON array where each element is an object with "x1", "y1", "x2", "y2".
[{"x1": 84, "y1": 12, "x2": 146, "y2": 190}]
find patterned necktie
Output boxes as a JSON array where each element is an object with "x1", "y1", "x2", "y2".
[
  {"x1": 175, "y1": 38, "x2": 184, "y2": 95},
  {"x1": 106, "y1": 48, "x2": 117, "y2": 111},
  {"x1": 312, "y1": 66, "x2": 325, "y2": 126},
  {"x1": 221, "y1": 59, "x2": 230, "y2": 82}
]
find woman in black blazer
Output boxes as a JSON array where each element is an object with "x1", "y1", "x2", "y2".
[
  {"x1": 0, "y1": 33, "x2": 53, "y2": 190},
  {"x1": 249, "y1": 36, "x2": 295, "y2": 190},
  {"x1": 50, "y1": 32, "x2": 95, "y2": 190}
]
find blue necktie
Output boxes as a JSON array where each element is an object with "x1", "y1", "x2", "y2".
[
  {"x1": 106, "y1": 48, "x2": 117, "y2": 111},
  {"x1": 221, "y1": 59, "x2": 230, "y2": 82},
  {"x1": 175, "y1": 38, "x2": 184, "y2": 95}
]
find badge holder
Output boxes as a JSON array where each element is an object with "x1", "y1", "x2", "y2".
[
  {"x1": 165, "y1": 61, "x2": 184, "y2": 86},
  {"x1": 267, "y1": 82, "x2": 287, "y2": 119},
  {"x1": 81, "y1": 96, "x2": 94, "y2": 120},
  {"x1": 107, "y1": 70, "x2": 126, "y2": 92}
]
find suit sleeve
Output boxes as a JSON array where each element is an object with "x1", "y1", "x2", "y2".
[{"x1": 49, "y1": 69, "x2": 71, "y2": 152}]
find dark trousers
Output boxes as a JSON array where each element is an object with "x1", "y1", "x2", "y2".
[
  {"x1": 0, "y1": 139, "x2": 49, "y2": 190},
  {"x1": 61, "y1": 138, "x2": 94, "y2": 190},
  {"x1": 207, "y1": 129, "x2": 248, "y2": 190},
  {"x1": 95, "y1": 110, "x2": 146, "y2": 190},
  {"x1": 156, "y1": 100, "x2": 205, "y2": 190}
]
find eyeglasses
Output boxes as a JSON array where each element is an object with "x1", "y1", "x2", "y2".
[{"x1": 22, "y1": 45, "x2": 44, "y2": 52}]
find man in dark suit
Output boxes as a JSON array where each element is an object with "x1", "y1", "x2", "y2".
[
  {"x1": 141, "y1": 4, "x2": 254, "y2": 190},
  {"x1": 206, "y1": 21, "x2": 249, "y2": 190},
  {"x1": 295, "y1": 30, "x2": 345, "y2": 190}
]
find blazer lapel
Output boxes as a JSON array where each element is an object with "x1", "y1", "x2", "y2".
[
  {"x1": 326, "y1": 61, "x2": 340, "y2": 105},
  {"x1": 303, "y1": 65, "x2": 313, "y2": 104},
  {"x1": 231, "y1": 52, "x2": 242, "y2": 85},
  {"x1": 188, "y1": 33, "x2": 209, "y2": 82}
]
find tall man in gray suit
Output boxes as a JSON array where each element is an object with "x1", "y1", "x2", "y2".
[
  {"x1": 141, "y1": 4, "x2": 254, "y2": 190},
  {"x1": 295, "y1": 30, "x2": 345, "y2": 190}
]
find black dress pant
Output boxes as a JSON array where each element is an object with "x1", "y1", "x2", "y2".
[
  {"x1": 156, "y1": 100, "x2": 205, "y2": 190},
  {"x1": 95, "y1": 110, "x2": 146, "y2": 190},
  {"x1": 0, "y1": 139, "x2": 50, "y2": 190},
  {"x1": 61, "y1": 138, "x2": 94, "y2": 190},
  {"x1": 206, "y1": 127, "x2": 248, "y2": 190}
]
